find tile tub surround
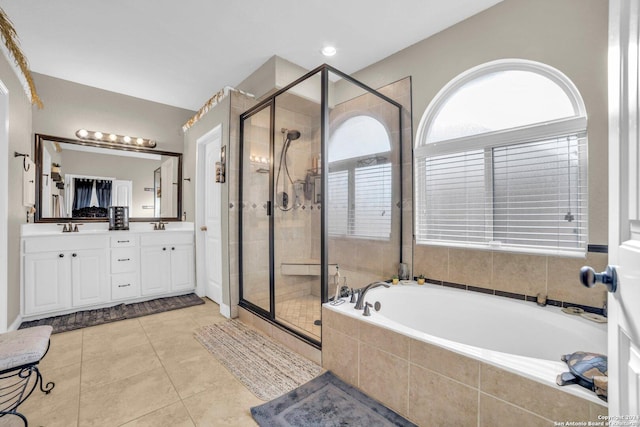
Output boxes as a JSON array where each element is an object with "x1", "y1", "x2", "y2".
[
  {"x1": 322, "y1": 307, "x2": 607, "y2": 427},
  {"x1": 413, "y1": 245, "x2": 609, "y2": 310}
]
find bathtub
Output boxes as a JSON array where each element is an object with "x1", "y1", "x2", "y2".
[{"x1": 323, "y1": 282, "x2": 608, "y2": 415}]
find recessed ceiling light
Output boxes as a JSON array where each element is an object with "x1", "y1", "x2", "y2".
[{"x1": 321, "y1": 46, "x2": 336, "y2": 57}]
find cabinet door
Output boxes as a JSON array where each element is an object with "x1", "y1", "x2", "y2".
[
  {"x1": 140, "y1": 245, "x2": 171, "y2": 296},
  {"x1": 170, "y1": 244, "x2": 194, "y2": 291},
  {"x1": 71, "y1": 249, "x2": 108, "y2": 307},
  {"x1": 24, "y1": 252, "x2": 71, "y2": 315}
]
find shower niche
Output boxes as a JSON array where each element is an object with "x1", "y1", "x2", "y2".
[{"x1": 239, "y1": 65, "x2": 403, "y2": 346}]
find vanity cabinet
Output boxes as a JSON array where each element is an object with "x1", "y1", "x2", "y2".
[
  {"x1": 140, "y1": 233, "x2": 194, "y2": 296},
  {"x1": 23, "y1": 236, "x2": 109, "y2": 315},
  {"x1": 21, "y1": 227, "x2": 195, "y2": 320}
]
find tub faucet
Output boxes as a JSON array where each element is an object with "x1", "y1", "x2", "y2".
[{"x1": 354, "y1": 281, "x2": 390, "y2": 310}]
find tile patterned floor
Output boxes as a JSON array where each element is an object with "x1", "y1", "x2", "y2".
[
  {"x1": 11, "y1": 299, "x2": 265, "y2": 427},
  {"x1": 276, "y1": 294, "x2": 321, "y2": 340}
]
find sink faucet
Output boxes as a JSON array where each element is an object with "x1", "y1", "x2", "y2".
[{"x1": 354, "y1": 281, "x2": 390, "y2": 310}]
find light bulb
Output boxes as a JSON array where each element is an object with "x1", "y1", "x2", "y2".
[
  {"x1": 94, "y1": 131, "x2": 103, "y2": 139},
  {"x1": 77, "y1": 129, "x2": 88, "y2": 138},
  {"x1": 321, "y1": 46, "x2": 337, "y2": 57},
  {"x1": 123, "y1": 136, "x2": 131, "y2": 143},
  {"x1": 109, "y1": 134, "x2": 117, "y2": 141}
]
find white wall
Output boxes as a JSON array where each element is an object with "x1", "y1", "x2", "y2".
[{"x1": 0, "y1": 52, "x2": 34, "y2": 330}]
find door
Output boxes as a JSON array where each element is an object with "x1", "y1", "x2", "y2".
[
  {"x1": 160, "y1": 157, "x2": 176, "y2": 217},
  {"x1": 24, "y1": 252, "x2": 71, "y2": 315},
  {"x1": 112, "y1": 180, "x2": 133, "y2": 208},
  {"x1": 204, "y1": 132, "x2": 222, "y2": 303},
  {"x1": 71, "y1": 248, "x2": 108, "y2": 307},
  {"x1": 196, "y1": 125, "x2": 223, "y2": 305},
  {"x1": 170, "y1": 245, "x2": 195, "y2": 291},
  {"x1": 608, "y1": 0, "x2": 640, "y2": 413},
  {"x1": 140, "y1": 245, "x2": 171, "y2": 296}
]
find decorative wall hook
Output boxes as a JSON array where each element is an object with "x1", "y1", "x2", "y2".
[{"x1": 14, "y1": 152, "x2": 30, "y2": 172}]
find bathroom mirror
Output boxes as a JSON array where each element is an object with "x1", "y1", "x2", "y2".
[{"x1": 34, "y1": 134, "x2": 183, "y2": 222}]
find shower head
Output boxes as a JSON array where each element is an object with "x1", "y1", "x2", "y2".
[{"x1": 281, "y1": 128, "x2": 301, "y2": 141}]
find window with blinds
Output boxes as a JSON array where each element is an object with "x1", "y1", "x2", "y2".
[
  {"x1": 415, "y1": 60, "x2": 589, "y2": 256},
  {"x1": 328, "y1": 116, "x2": 392, "y2": 240}
]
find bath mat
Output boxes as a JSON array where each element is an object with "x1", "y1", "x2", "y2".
[
  {"x1": 251, "y1": 371, "x2": 417, "y2": 427},
  {"x1": 194, "y1": 320, "x2": 323, "y2": 401},
  {"x1": 19, "y1": 293, "x2": 205, "y2": 334}
]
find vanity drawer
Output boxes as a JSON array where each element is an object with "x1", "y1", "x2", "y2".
[
  {"x1": 111, "y1": 273, "x2": 139, "y2": 300},
  {"x1": 111, "y1": 248, "x2": 138, "y2": 274},
  {"x1": 111, "y1": 236, "x2": 137, "y2": 248}
]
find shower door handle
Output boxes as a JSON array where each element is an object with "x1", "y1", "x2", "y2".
[{"x1": 266, "y1": 201, "x2": 272, "y2": 216}]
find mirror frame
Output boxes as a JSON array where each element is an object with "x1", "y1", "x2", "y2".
[{"x1": 34, "y1": 133, "x2": 183, "y2": 223}]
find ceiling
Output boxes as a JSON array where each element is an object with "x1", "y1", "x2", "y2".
[{"x1": 0, "y1": 0, "x2": 502, "y2": 111}]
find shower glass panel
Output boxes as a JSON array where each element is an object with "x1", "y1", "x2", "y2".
[
  {"x1": 327, "y1": 70, "x2": 402, "y2": 289},
  {"x1": 239, "y1": 65, "x2": 402, "y2": 346},
  {"x1": 240, "y1": 103, "x2": 272, "y2": 313},
  {"x1": 273, "y1": 80, "x2": 322, "y2": 340}
]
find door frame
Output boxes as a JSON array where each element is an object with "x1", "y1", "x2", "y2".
[{"x1": 195, "y1": 124, "x2": 227, "y2": 313}]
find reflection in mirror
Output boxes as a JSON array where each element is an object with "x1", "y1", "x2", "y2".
[{"x1": 35, "y1": 134, "x2": 182, "y2": 222}]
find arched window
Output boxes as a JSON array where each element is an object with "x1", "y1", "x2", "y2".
[
  {"x1": 328, "y1": 116, "x2": 392, "y2": 240},
  {"x1": 414, "y1": 60, "x2": 588, "y2": 256}
]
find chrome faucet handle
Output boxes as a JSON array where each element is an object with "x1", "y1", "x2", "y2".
[
  {"x1": 73, "y1": 223, "x2": 82, "y2": 232},
  {"x1": 150, "y1": 222, "x2": 158, "y2": 230},
  {"x1": 363, "y1": 302, "x2": 372, "y2": 316}
]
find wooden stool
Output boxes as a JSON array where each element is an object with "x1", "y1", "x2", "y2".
[{"x1": 0, "y1": 326, "x2": 55, "y2": 426}]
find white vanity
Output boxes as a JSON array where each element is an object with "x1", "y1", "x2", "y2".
[{"x1": 21, "y1": 222, "x2": 195, "y2": 320}]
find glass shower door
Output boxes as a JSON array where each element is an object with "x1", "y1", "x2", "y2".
[
  {"x1": 240, "y1": 104, "x2": 272, "y2": 313},
  {"x1": 273, "y1": 84, "x2": 322, "y2": 341}
]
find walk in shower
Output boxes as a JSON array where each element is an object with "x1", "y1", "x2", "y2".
[{"x1": 239, "y1": 65, "x2": 403, "y2": 346}]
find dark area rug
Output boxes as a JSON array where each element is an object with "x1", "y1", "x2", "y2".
[
  {"x1": 250, "y1": 371, "x2": 417, "y2": 427},
  {"x1": 19, "y1": 293, "x2": 205, "y2": 333}
]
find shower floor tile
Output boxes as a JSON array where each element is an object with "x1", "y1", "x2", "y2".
[{"x1": 276, "y1": 294, "x2": 321, "y2": 340}]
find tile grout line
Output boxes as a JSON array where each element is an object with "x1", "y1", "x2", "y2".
[
  {"x1": 77, "y1": 329, "x2": 84, "y2": 427},
  {"x1": 138, "y1": 312, "x2": 198, "y2": 426}
]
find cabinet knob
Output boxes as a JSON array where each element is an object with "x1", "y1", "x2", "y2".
[
  {"x1": 72, "y1": 253, "x2": 77, "y2": 257},
  {"x1": 163, "y1": 247, "x2": 167, "y2": 251},
  {"x1": 59, "y1": 253, "x2": 64, "y2": 258},
  {"x1": 171, "y1": 247, "x2": 175, "y2": 250}
]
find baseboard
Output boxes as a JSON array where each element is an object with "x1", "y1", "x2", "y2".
[
  {"x1": 220, "y1": 303, "x2": 232, "y2": 319},
  {"x1": 8, "y1": 314, "x2": 22, "y2": 331}
]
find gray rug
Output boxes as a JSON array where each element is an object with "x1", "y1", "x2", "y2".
[
  {"x1": 19, "y1": 293, "x2": 205, "y2": 333},
  {"x1": 195, "y1": 320, "x2": 323, "y2": 401},
  {"x1": 251, "y1": 371, "x2": 417, "y2": 426}
]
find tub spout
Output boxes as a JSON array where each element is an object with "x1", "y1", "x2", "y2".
[{"x1": 354, "y1": 281, "x2": 390, "y2": 310}]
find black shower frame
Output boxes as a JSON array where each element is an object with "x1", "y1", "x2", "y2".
[{"x1": 238, "y1": 64, "x2": 403, "y2": 348}]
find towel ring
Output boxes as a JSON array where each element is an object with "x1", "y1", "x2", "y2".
[{"x1": 14, "y1": 152, "x2": 30, "y2": 172}]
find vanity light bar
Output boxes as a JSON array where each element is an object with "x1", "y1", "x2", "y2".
[{"x1": 75, "y1": 129, "x2": 156, "y2": 148}]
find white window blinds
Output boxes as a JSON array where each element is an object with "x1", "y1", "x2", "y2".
[
  {"x1": 415, "y1": 133, "x2": 588, "y2": 255},
  {"x1": 328, "y1": 163, "x2": 392, "y2": 240}
]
